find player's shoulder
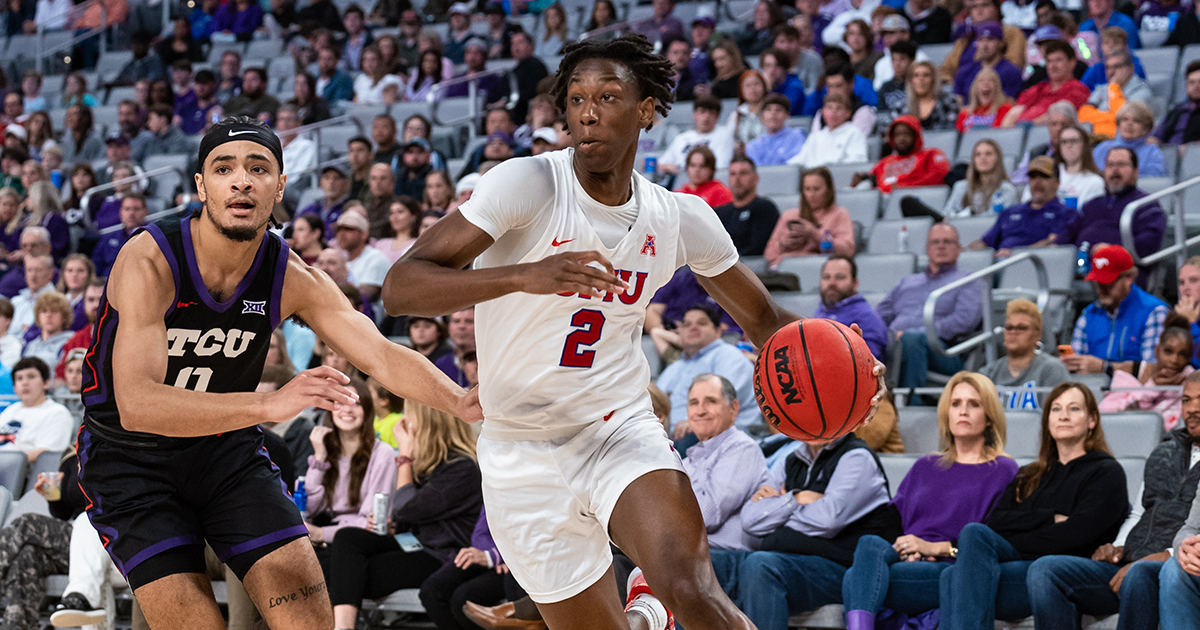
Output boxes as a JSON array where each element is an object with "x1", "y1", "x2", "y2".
[
  {"x1": 475, "y1": 150, "x2": 564, "y2": 192},
  {"x1": 107, "y1": 231, "x2": 175, "y2": 303}
]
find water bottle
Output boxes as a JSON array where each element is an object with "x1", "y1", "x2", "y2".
[
  {"x1": 991, "y1": 191, "x2": 1004, "y2": 213},
  {"x1": 1076, "y1": 241, "x2": 1091, "y2": 278},
  {"x1": 293, "y1": 480, "x2": 308, "y2": 521},
  {"x1": 644, "y1": 156, "x2": 657, "y2": 175},
  {"x1": 372, "y1": 492, "x2": 388, "y2": 535},
  {"x1": 896, "y1": 224, "x2": 909, "y2": 253},
  {"x1": 820, "y1": 229, "x2": 834, "y2": 254}
]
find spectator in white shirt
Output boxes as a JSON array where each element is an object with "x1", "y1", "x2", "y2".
[
  {"x1": 277, "y1": 103, "x2": 317, "y2": 177},
  {"x1": 0, "y1": 357, "x2": 74, "y2": 462},
  {"x1": 10, "y1": 253, "x2": 57, "y2": 340},
  {"x1": 658, "y1": 95, "x2": 735, "y2": 175},
  {"x1": 332, "y1": 211, "x2": 391, "y2": 305},
  {"x1": 789, "y1": 93, "x2": 869, "y2": 167}
]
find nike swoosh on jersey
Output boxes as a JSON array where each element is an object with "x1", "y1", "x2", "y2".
[
  {"x1": 551, "y1": 238, "x2": 575, "y2": 247},
  {"x1": 228, "y1": 130, "x2": 256, "y2": 137}
]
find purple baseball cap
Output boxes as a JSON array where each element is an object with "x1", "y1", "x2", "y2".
[{"x1": 974, "y1": 21, "x2": 1003, "y2": 40}]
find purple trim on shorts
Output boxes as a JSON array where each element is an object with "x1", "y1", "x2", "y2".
[
  {"x1": 121, "y1": 535, "x2": 205, "y2": 575},
  {"x1": 268, "y1": 233, "x2": 289, "y2": 329},
  {"x1": 82, "y1": 311, "x2": 119, "y2": 407},
  {"x1": 180, "y1": 217, "x2": 270, "y2": 313},
  {"x1": 213, "y1": 525, "x2": 309, "y2": 562},
  {"x1": 141, "y1": 223, "x2": 181, "y2": 319}
]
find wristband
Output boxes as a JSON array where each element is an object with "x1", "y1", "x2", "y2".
[{"x1": 396, "y1": 455, "x2": 413, "y2": 467}]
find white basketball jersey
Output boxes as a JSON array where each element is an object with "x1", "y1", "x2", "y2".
[{"x1": 459, "y1": 149, "x2": 734, "y2": 441}]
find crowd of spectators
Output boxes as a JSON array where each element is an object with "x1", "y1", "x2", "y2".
[{"x1": 5, "y1": 0, "x2": 1200, "y2": 626}]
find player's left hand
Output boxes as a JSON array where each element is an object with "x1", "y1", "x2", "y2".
[
  {"x1": 455, "y1": 386, "x2": 483, "y2": 424},
  {"x1": 848, "y1": 324, "x2": 888, "y2": 426}
]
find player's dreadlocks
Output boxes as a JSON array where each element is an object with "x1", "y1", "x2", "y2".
[{"x1": 550, "y1": 34, "x2": 676, "y2": 130}]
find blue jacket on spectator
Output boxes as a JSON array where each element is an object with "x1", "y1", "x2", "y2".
[
  {"x1": 1093, "y1": 135, "x2": 1167, "y2": 178},
  {"x1": 800, "y1": 75, "x2": 879, "y2": 117},
  {"x1": 814, "y1": 293, "x2": 888, "y2": 359},
  {"x1": 656, "y1": 338, "x2": 759, "y2": 431},
  {"x1": 745, "y1": 127, "x2": 807, "y2": 167},
  {"x1": 876, "y1": 264, "x2": 983, "y2": 340},
  {"x1": 320, "y1": 71, "x2": 355, "y2": 103},
  {"x1": 1074, "y1": 284, "x2": 1169, "y2": 362},
  {"x1": 772, "y1": 74, "x2": 807, "y2": 116},
  {"x1": 1080, "y1": 53, "x2": 1146, "y2": 91},
  {"x1": 980, "y1": 199, "x2": 1075, "y2": 251},
  {"x1": 1081, "y1": 12, "x2": 1141, "y2": 48}
]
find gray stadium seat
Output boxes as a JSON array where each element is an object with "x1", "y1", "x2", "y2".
[
  {"x1": 0, "y1": 452, "x2": 28, "y2": 497},
  {"x1": 868, "y1": 218, "x2": 933, "y2": 255},
  {"x1": 824, "y1": 162, "x2": 874, "y2": 189},
  {"x1": 840, "y1": 189, "x2": 881, "y2": 230},
  {"x1": 855, "y1": 253, "x2": 917, "y2": 294},
  {"x1": 921, "y1": 130, "x2": 958, "y2": 161},
  {"x1": 771, "y1": 292, "x2": 822, "y2": 318},
  {"x1": 957, "y1": 127, "x2": 1026, "y2": 163},
  {"x1": 319, "y1": 125, "x2": 360, "y2": 154},
  {"x1": 862, "y1": 291, "x2": 886, "y2": 307},
  {"x1": 1101, "y1": 412, "x2": 1164, "y2": 458},
  {"x1": 1139, "y1": 177, "x2": 1175, "y2": 212},
  {"x1": 769, "y1": 194, "x2": 799, "y2": 211},
  {"x1": 1074, "y1": 372, "x2": 1110, "y2": 402},
  {"x1": 776, "y1": 255, "x2": 827, "y2": 293},
  {"x1": 1119, "y1": 457, "x2": 1146, "y2": 506},
  {"x1": 1025, "y1": 126, "x2": 1050, "y2": 155},
  {"x1": 948, "y1": 214, "x2": 997, "y2": 247},
  {"x1": 741, "y1": 256, "x2": 769, "y2": 274},
  {"x1": 955, "y1": 249, "x2": 995, "y2": 275},
  {"x1": 897, "y1": 406, "x2": 940, "y2": 454},
  {"x1": 245, "y1": 39, "x2": 284, "y2": 62},
  {"x1": 883, "y1": 186, "x2": 948, "y2": 219},
  {"x1": 143, "y1": 154, "x2": 190, "y2": 200},
  {"x1": 104, "y1": 86, "x2": 137, "y2": 107},
  {"x1": 757, "y1": 165, "x2": 802, "y2": 197},
  {"x1": 641, "y1": 334, "x2": 661, "y2": 379},
  {"x1": 96, "y1": 50, "x2": 134, "y2": 83},
  {"x1": 1005, "y1": 411, "x2": 1043, "y2": 458},
  {"x1": 879, "y1": 453, "x2": 923, "y2": 488},
  {"x1": 23, "y1": 450, "x2": 63, "y2": 496},
  {"x1": 1176, "y1": 44, "x2": 1200, "y2": 105},
  {"x1": 921, "y1": 43, "x2": 955, "y2": 67},
  {"x1": 999, "y1": 246, "x2": 1078, "y2": 291}
]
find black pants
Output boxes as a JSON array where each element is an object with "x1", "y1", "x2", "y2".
[
  {"x1": 328, "y1": 527, "x2": 444, "y2": 606},
  {"x1": 419, "y1": 563, "x2": 506, "y2": 630},
  {"x1": 899, "y1": 196, "x2": 945, "y2": 222}
]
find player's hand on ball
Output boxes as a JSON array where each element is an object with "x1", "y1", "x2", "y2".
[
  {"x1": 309, "y1": 425, "x2": 333, "y2": 461},
  {"x1": 268, "y1": 366, "x2": 358, "y2": 422},
  {"x1": 848, "y1": 324, "x2": 888, "y2": 427},
  {"x1": 520, "y1": 251, "x2": 628, "y2": 298},
  {"x1": 455, "y1": 387, "x2": 483, "y2": 424}
]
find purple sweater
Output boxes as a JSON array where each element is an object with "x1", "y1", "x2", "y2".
[
  {"x1": 893, "y1": 454, "x2": 1019, "y2": 542},
  {"x1": 471, "y1": 506, "x2": 503, "y2": 567},
  {"x1": 305, "y1": 439, "x2": 397, "y2": 541},
  {"x1": 814, "y1": 293, "x2": 888, "y2": 359},
  {"x1": 1065, "y1": 186, "x2": 1165, "y2": 260}
]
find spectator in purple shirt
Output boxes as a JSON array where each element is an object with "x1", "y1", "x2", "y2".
[
  {"x1": 952, "y1": 22, "x2": 1023, "y2": 100},
  {"x1": 1064, "y1": 146, "x2": 1166, "y2": 264},
  {"x1": 842, "y1": 371, "x2": 1019, "y2": 630},
  {"x1": 434, "y1": 307, "x2": 474, "y2": 387},
  {"x1": 419, "y1": 506, "x2": 508, "y2": 630},
  {"x1": 876, "y1": 223, "x2": 984, "y2": 400},
  {"x1": 214, "y1": 0, "x2": 264, "y2": 42},
  {"x1": 631, "y1": 0, "x2": 685, "y2": 45},
  {"x1": 91, "y1": 194, "x2": 147, "y2": 277},
  {"x1": 1156, "y1": 60, "x2": 1200, "y2": 146},
  {"x1": 813, "y1": 255, "x2": 887, "y2": 359}
]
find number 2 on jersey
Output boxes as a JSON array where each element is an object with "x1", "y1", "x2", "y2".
[
  {"x1": 560, "y1": 309, "x2": 606, "y2": 368},
  {"x1": 174, "y1": 366, "x2": 214, "y2": 392}
]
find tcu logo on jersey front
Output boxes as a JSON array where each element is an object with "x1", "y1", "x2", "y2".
[
  {"x1": 558, "y1": 269, "x2": 648, "y2": 304},
  {"x1": 166, "y1": 328, "x2": 257, "y2": 358}
]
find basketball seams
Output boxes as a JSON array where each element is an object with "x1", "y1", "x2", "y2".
[
  {"x1": 797, "y1": 322, "x2": 829, "y2": 438},
  {"x1": 760, "y1": 326, "x2": 819, "y2": 440},
  {"x1": 828, "y1": 324, "x2": 860, "y2": 439}
]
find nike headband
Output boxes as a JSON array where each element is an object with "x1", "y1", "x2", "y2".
[{"x1": 197, "y1": 119, "x2": 284, "y2": 173}]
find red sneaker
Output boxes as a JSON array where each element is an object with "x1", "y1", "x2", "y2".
[{"x1": 624, "y1": 568, "x2": 675, "y2": 630}]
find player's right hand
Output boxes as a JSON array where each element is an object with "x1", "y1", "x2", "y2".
[
  {"x1": 266, "y1": 366, "x2": 358, "y2": 424},
  {"x1": 455, "y1": 386, "x2": 484, "y2": 424},
  {"x1": 519, "y1": 251, "x2": 628, "y2": 299}
]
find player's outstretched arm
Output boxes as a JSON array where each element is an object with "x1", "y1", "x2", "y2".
[
  {"x1": 697, "y1": 262, "x2": 800, "y2": 349},
  {"x1": 286, "y1": 253, "x2": 482, "y2": 422},
  {"x1": 383, "y1": 212, "x2": 626, "y2": 317},
  {"x1": 108, "y1": 235, "x2": 359, "y2": 437}
]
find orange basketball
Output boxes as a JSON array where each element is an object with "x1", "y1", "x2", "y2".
[{"x1": 753, "y1": 319, "x2": 878, "y2": 442}]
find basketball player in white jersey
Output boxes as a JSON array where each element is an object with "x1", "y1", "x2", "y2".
[{"x1": 385, "y1": 35, "x2": 883, "y2": 630}]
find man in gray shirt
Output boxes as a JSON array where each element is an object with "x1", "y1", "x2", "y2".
[{"x1": 978, "y1": 299, "x2": 1069, "y2": 411}]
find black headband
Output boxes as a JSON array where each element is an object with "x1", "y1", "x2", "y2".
[{"x1": 198, "y1": 121, "x2": 284, "y2": 173}]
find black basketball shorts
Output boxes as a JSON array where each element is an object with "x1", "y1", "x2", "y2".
[{"x1": 77, "y1": 423, "x2": 307, "y2": 590}]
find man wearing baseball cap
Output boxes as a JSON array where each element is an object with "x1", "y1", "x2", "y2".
[
  {"x1": 952, "y1": 21, "x2": 1023, "y2": 100},
  {"x1": 443, "y1": 2, "x2": 475, "y2": 64},
  {"x1": 872, "y1": 15, "x2": 929, "y2": 90},
  {"x1": 1064, "y1": 244, "x2": 1169, "y2": 374},
  {"x1": 968, "y1": 156, "x2": 1074, "y2": 255},
  {"x1": 334, "y1": 211, "x2": 392, "y2": 304}
]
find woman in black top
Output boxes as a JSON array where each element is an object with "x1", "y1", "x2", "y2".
[
  {"x1": 328, "y1": 402, "x2": 481, "y2": 629},
  {"x1": 940, "y1": 383, "x2": 1128, "y2": 628},
  {"x1": 286, "y1": 72, "x2": 333, "y2": 125},
  {"x1": 156, "y1": 18, "x2": 206, "y2": 66}
]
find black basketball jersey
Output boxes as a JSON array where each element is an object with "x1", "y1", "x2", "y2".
[{"x1": 82, "y1": 217, "x2": 290, "y2": 441}]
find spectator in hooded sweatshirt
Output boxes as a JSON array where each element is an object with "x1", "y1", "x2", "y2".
[{"x1": 850, "y1": 115, "x2": 950, "y2": 194}]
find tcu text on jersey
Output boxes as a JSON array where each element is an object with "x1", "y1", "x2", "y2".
[{"x1": 166, "y1": 328, "x2": 257, "y2": 358}]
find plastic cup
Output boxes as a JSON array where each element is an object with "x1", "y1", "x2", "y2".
[{"x1": 42, "y1": 472, "x2": 62, "y2": 501}]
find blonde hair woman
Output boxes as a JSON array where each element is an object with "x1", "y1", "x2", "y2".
[
  {"x1": 956, "y1": 67, "x2": 1013, "y2": 132},
  {"x1": 945, "y1": 139, "x2": 1018, "y2": 217},
  {"x1": 842, "y1": 372, "x2": 1018, "y2": 626},
  {"x1": 327, "y1": 401, "x2": 480, "y2": 630},
  {"x1": 905, "y1": 61, "x2": 959, "y2": 131}
]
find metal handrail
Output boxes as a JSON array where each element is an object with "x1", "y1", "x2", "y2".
[
  {"x1": 275, "y1": 115, "x2": 365, "y2": 187},
  {"x1": 923, "y1": 251, "x2": 1051, "y2": 362},
  {"x1": 427, "y1": 69, "x2": 521, "y2": 140},
  {"x1": 1119, "y1": 174, "x2": 1200, "y2": 269},
  {"x1": 34, "y1": 1, "x2": 107, "y2": 72},
  {"x1": 80, "y1": 166, "x2": 194, "y2": 234},
  {"x1": 579, "y1": 20, "x2": 634, "y2": 40}
]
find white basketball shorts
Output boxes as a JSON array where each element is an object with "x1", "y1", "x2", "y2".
[{"x1": 477, "y1": 409, "x2": 685, "y2": 604}]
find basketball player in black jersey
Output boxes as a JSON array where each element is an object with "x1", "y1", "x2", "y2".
[{"x1": 78, "y1": 116, "x2": 480, "y2": 630}]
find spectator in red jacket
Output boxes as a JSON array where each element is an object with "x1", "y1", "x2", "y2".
[
  {"x1": 1003, "y1": 39, "x2": 1090, "y2": 125},
  {"x1": 677, "y1": 145, "x2": 734, "y2": 207},
  {"x1": 852, "y1": 115, "x2": 950, "y2": 193}
]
